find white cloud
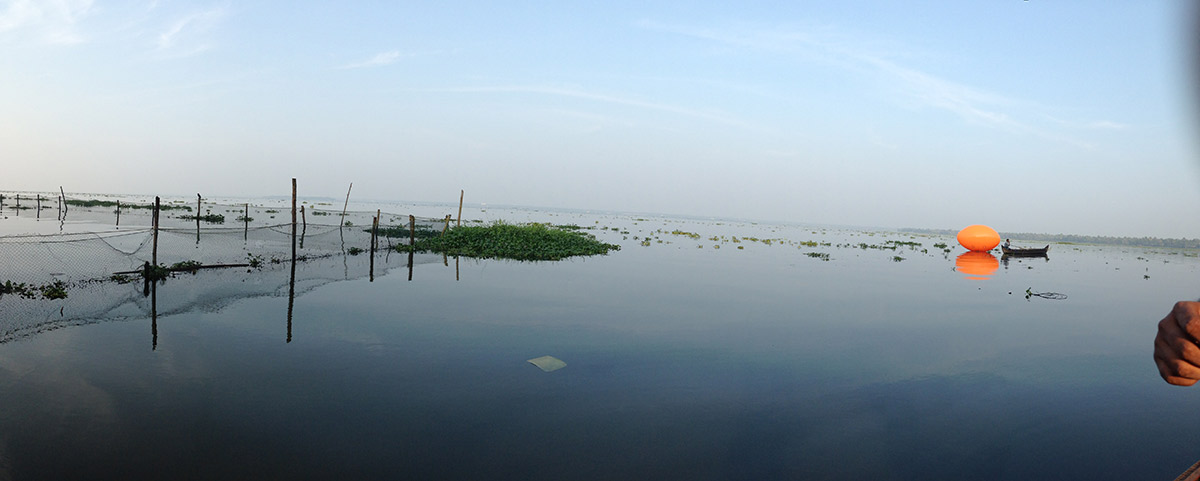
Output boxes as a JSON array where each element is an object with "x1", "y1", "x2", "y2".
[
  {"x1": 426, "y1": 85, "x2": 751, "y2": 128},
  {"x1": 0, "y1": 0, "x2": 94, "y2": 44},
  {"x1": 340, "y1": 50, "x2": 410, "y2": 69},
  {"x1": 636, "y1": 20, "x2": 1101, "y2": 148},
  {"x1": 155, "y1": 4, "x2": 226, "y2": 56}
]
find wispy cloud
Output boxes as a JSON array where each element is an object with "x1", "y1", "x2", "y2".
[
  {"x1": 636, "y1": 19, "x2": 1110, "y2": 147},
  {"x1": 0, "y1": 0, "x2": 95, "y2": 44},
  {"x1": 338, "y1": 49, "x2": 442, "y2": 69},
  {"x1": 425, "y1": 85, "x2": 751, "y2": 128},
  {"x1": 155, "y1": 4, "x2": 226, "y2": 57}
]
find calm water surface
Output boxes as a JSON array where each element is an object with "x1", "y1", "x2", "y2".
[{"x1": 1, "y1": 207, "x2": 1198, "y2": 480}]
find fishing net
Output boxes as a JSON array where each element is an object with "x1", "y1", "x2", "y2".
[{"x1": 0, "y1": 192, "x2": 455, "y2": 343}]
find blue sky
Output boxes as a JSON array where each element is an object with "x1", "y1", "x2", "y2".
[{"x1": 1, "y1": 1, "x2": 1197, "y2": 237}]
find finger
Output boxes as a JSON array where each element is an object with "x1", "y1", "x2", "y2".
[
  {"x1": 1154, "y1": 334, "x2": 1200, "y2": 380},
  {"x1": 1156, "y1": 354, "x2": 1200, "y2": 386},
  {"x1": 1174, "y1": 301, "x2": 1200, "y2": 339}
]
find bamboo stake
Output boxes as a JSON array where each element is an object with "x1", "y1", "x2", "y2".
[
  {"x1": 36, "y1": 195, "x2": 40, "y2": 219},
  {"x1": 457, "y1": 190, "x2": 463, "y2": 228},
  {"x1": 196, "y1": 193, "x2": 202, "y2": 244},
  {"x1": 370, "y1": 214, "x2": 378, "y2": 282},
  {"x1": 59, "y1": 186, "x2": 66, "y2": 216},
  {"x1": 116, "y1": 200, "x2": 120, "y2": 226},
  {"x1": 409, "y1": 214, "x2": 416, "y2": 246},
  {"x1": 443, "y1": 214, "x2": 450, "y2": 237},
  {"x1": 341, "y1": 182, "x2": 353, "y2": 225},
  {"x1": 152, "y1": 196, "x2": 160, "y2": 268},
  {"x1": 291, "y1": 179, "x2": 297, "y2": 261},
  {"x1": 244, "y1": 203, "x2": 249, "y2": 241}
]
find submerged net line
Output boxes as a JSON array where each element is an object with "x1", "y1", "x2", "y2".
[{"x1": 0, "y1": 192, "x2": 460, "y2": 341}]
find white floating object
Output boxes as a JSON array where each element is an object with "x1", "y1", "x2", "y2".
[{"x1": 527, "y1": 355, "x2": 566, "y2": 372}]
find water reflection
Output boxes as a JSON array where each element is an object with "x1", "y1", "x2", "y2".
[
  {"x1": 1001, "y1": 252, "x2": 1050, "y2": 268},
  {"x1": 954, "y1": 251, "x2": 998, "y2": 280}
]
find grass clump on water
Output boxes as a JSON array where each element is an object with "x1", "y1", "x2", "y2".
[{"x1": 395, "y1": 221, "x2": 620, "y2": 261}]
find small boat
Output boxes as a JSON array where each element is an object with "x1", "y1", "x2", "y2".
[{"x1": 1000, "y1": 245, "x2": 1050, "y2": 257}]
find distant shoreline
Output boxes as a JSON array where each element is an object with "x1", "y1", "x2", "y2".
[{"x1": 900, "y1": 228, "x2": 1200, "y2": 249}]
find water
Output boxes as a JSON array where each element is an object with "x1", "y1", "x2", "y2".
[{"x1": 0, "y1": 203, "x2": 1198, "y2": 480}]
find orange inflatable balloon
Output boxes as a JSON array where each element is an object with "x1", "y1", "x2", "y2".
[
  {"x1": 955, "y1": 251, "x2": 999, "y2": 280},
  {"x1": 957, "y1": 225, "x2": 1000, "y2": 252}
]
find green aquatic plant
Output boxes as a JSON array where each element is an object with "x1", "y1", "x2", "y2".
[
  {"x1": 395, "y1": 221, "x2": 620, "y2": 261},
  {"x1": 65, "y1": 198, "x2": 192, "y2": 211},
  {"x1": 1, "y1": 280, "x2": 68, "y2": 300},
  {"x1": 171, "y1": 260, "x2": 204, "y2": 273},
  {"x1": 180, "y1": 213, "x2": 225, "y2": 224}
]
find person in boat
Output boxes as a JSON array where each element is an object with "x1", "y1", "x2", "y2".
[
  {"x1": 1002, "y1": 239, "x2": 1011, "y2": 249},
  {"x1": 1154, "y1": 301, "x2": 1200, "y2": 386}
]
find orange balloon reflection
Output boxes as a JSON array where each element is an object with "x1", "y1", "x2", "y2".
[{"x1": 955, "y1": 251, "x2": 999, "y2": 280}]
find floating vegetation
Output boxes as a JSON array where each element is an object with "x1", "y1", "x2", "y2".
[
  {"x1": 394, "y1": 221, "x2": 620, "y2": 261},
  {"x1": 372, "y1": 225, "x2": 441, "y2": 240},
  {"x1": 805, "y1": 252, "x2": 830, "y2": 261},
  {"x1": 0, "y1": 280, "x2": 68, "y2": 300},
  {"x1": 347, "y1": 246, "x2": 364, "y2": 255},
  {"x1": 64, "y1": 198, "x2": 192, "y2": 211},
  {"x1": 179, "y1": 213, "x2": 226, "y2": 224}
]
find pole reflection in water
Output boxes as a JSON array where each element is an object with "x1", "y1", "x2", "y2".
[
  {"x1": 151, "y1": 281, "x2": 157, "y2": 351},
  {"x1": 955, "y1": 251, "x2": 999, "y2": 280},
  {"x1": 287, "y1": 256, "x2": 295, "y2": 344}
]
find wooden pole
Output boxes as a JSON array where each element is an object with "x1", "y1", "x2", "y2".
[
  {"x1": 244, "y1": 203, "x2": 249, "y2": 241},
  {"x1": 341, "y1": 182, "x2": 353, "y2": 225},
  {"x1": 56, "y1": 192, "x2": 61, "y2": 221},
  {"x1": 36, "y1": 194, "x2": 41, "y2": 219},
  {"x1": 443, "y1": 214, "x2": 450, "y2": 237},
  {"x1": 14, "y1": 194, "x2": 18, "y2": 216},
  {"x1": 152, "y1": 196, "x2": 160, "y2": 268},
  {"x1": 196, "y1": 193, "x2": 202, "y2": 245},
  {"x1": 116, "y1": 200, "x2": 120, "y2": 226},
  {"x1": 300, "y1": 205, "x2": 307, "y2": 249},
  {"x1": 457, "y1": 190, "x2": 463, "y2": 228},
  {"x1": 409, "y1": 214, "x2": 416, "y2": 246},
  {"x1": 60, "y1": 186, "x2": 66, "y2": 216},
  {"x1": 370, "y1": 214, "x2": 378, "y2": 282},
  {"x1": 291, "y1": 179, "x2": 297, "y2": 261}
]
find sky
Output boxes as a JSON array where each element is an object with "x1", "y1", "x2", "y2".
[{"x1": 1, "y1": 1, "x2": 1198, "y2": 238}]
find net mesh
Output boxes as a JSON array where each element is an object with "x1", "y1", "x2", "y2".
[{"x1": 0, "y1": 192, "x2": 454, "y2": 342}]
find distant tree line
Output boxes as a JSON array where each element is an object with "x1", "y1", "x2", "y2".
[{"x1": 899, "y1": 228, "x2": 1200, "y2": 249}]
